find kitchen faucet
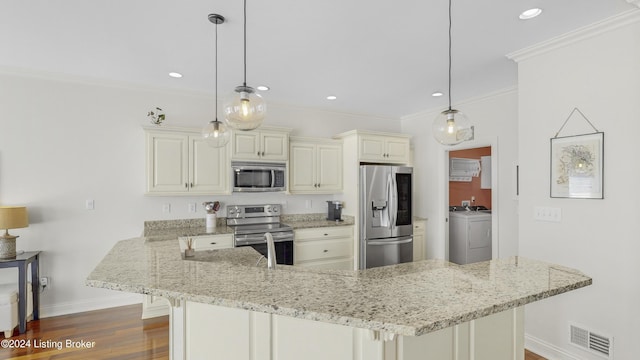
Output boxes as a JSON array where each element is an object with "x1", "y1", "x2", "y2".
[{"x1": 265, "y1": 232, "x2": 277, "y2": 270}]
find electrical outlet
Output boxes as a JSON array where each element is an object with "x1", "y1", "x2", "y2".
[
  {"x1": 188, "y1": 203, "x2": 196, "y2": 213},
  {"x1": 461, "y1": 200, "x2": 470, "y2": 206},
  {"x1": 162, "y1": 203, "x2": 171, "y2": 213},
  {"x1": 40, "y1": 277, "x2": 49, "y2": 287},
  {"x1": 305, "y1": 200, "x2": 312, "y2": 209},
  {"x1": 85, "y1": 199, "x2": 95, "y2": 210}
]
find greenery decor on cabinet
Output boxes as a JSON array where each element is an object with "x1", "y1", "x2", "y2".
[{"x1": 147, "y1": 107, "x2": 165, "y2": 125}]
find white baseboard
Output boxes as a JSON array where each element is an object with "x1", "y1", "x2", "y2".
[
  {"x1": 525, "y1": 333, "x2": 583, "y2": 360},
  {"x1": 39, "y1": 294, "x2": 142, "y2": 318}
]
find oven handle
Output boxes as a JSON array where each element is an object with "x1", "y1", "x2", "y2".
[{"x1": 235, "y1": 233, "x2": 294, "y2": 245}]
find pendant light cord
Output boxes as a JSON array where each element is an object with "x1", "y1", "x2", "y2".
[
  {"x1": 215, "y1": 20, "x2": 219, "y2": 121},
  {"x1": 448, "y1": 0, "x2": 452, "y2": 111},
  {"x1": 243, "y1": 0, "x2": 247, "y2": 87}
]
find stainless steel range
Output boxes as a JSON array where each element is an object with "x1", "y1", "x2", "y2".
[{"x1": 226, "y1": 204, "x2": 294, "y2": 265}]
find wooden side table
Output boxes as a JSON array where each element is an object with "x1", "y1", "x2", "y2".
[{"x1": 0, "y1": 251, "x2": 40, "y2": 334}]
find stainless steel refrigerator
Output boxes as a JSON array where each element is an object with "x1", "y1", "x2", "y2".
[{"x1": 359, "y1": 165, "x2": 413, "y2": 269}]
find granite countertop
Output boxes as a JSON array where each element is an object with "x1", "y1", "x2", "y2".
[
  {"x1": 86, "y1": 237, "x2": 591, "y2": 337},
  {"x1": 143, "y1": 214, "x2": 354, "y2": 241},
  {"x1": 281, "y1": 214, "x2": 355, "y2": 229}
]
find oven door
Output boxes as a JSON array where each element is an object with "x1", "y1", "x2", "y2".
[{"x1": 245, "y1": 241, "x2": 293, "y2": 265}]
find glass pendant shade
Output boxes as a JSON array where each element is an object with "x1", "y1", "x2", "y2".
[
  {"x1": 202, "y1": 120, "x2": 230, "y2": 148},
  {"x1": 223, "y1": 86, "x2": 266, "y2": 131},
  {"x1": 432, "y1": 109, "x2": 473, "y2": 145}
]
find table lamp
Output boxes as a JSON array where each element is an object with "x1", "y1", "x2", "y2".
[{"x1": 0, "y1": 206, "x2": 29, "y2": 259}]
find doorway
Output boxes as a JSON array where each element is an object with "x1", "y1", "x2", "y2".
[{"x1": 443, "y1": 141, "x2": 498, "y2": 262}]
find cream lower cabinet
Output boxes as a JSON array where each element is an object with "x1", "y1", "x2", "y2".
[
  {"x1": 294, "y1": 226, "x2": 353, "y2": 270},
  {"x1": 175, "y1": 301, "x2": 524, "y2": 360},
  {"x1": 413, "y1": 220, "x2": 426, "y2": 261},
  {"x1": 231, "y1": 128, "x2": 290, "y2": 161},
  {"x1": 141, "y1": 234, "x2": 234, "y2": 319},
  {"x1": 145, "y1": 129, "x2": 229, "y2": 195},
  {"x1": 289, "y1": 137, "x2": 342, "y2": 194}
]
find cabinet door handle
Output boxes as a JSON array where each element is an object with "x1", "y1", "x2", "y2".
[
  {"x1": 184, "y1": 183, "x2": 188, "y2": 188},
  {"x1": 190, "y1": 183, "x2": 193, "y2": 188},
  {"x1": 210, "y1": 242, "x2": 217, "y2": 245},
  {"x1": 257, "y1": 151, "x2": 260, "y2": 156},
  {"x1": 323, "y1": 249, "x2": 328, "y2": 253},
  {"x1": 317, "y1": 183, "x2": 321, "y2": 188},
  {"x1": 324, "y1": 233, "x2": 328, "y2": 236},
  {"x1": 262, "y1": 151, "x2": 265, "y2": 156}
]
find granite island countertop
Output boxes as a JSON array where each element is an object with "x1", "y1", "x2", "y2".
[{"x1": 86, "y1": 234, "x2": 591, "y2": 337}]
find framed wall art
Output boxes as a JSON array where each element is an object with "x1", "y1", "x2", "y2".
[{"x1": 550, "y1": 132, "x2": 604, "y2": 199}]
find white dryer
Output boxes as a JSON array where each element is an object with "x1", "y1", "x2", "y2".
[{"x1": 449, "y1": 211, "x2": 492, "y2": 265}]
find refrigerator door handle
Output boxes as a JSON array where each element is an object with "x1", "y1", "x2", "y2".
[
  {"x1": 390, "y1": 173, "x2": 398, "y2": 229},
  {"x1": 386, "y1": 173, "x2": 393, "y2": 229},
  {"x1": 368, "y1": 237, "x2": 413, "y2": 245}
]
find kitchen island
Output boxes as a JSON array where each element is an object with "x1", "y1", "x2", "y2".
[{"x1": 86, "y1": 237, "x2": 591, "y2": 360}]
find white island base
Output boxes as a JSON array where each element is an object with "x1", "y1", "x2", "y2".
[{"x1": 168, "y1": 300, "x2": 524, "y2": 360}]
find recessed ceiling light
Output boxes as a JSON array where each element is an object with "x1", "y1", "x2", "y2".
[
  {"x1": 169, "y1": 72, "x2": 183, "y2": 78},
  {"x1": 326, "y1": 95, "x2": 337, "y2": 100},
  {"x1": 519, "y1": 8, "x2": 542, "y2": 20},
  {"x1": 432, "y1": 92, "x2": 444, "y2": 97},
  {"x1": 256, "y1": 85, "x2": 270, "y2": 91}
]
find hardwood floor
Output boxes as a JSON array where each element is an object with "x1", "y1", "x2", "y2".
[
  {"x1": 0, "y1": 304, "x2": 546, "y2": 359},
  {"x1": 0, "y1": 304, "x2": 168, "y2": 359}
]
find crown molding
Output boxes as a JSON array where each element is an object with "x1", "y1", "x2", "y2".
[
  {"x1": 628, "y1": 0, "x2": 640, "y2": 8},
  {"x1": 507, "y1": 9, "x2": 640, "y2": 62},
  {"x1": 400, "y1": 86, "x2": 518, "y2": 122}
]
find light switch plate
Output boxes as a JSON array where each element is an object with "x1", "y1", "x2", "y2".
[{"x1": 534, "y1": 206, "x2": 562, "y2": 222}]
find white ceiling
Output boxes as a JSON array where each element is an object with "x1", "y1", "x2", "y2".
[{"x1": 0, "y1": 0, "x2": 635, "y2": 118}]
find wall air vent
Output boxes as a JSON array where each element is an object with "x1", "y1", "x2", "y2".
[
  {"x1": 570, "y1": 323, "x2": 613, "y2": 359},
  {"x1": 449, "y1": 158, "x2": 480, "y2": 182}
]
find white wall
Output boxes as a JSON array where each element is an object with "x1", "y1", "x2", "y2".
[
  {"x1": 0, "y1": 69, "x2": 400, "y2": 316},
  {"x1": 512, "y1": 11, "x2": 640, "y2": 360},
  {"x1": 401, "y1": 88, "x2": 519, "y2": 261}
]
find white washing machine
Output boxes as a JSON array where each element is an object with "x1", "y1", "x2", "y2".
[{"x1": 449, "y1": 211, "x2": 492, "y2": 265}]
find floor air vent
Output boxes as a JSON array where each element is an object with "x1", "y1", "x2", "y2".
[{"x1": 570, "y1": 323, "x2": 613, "y2": 359}]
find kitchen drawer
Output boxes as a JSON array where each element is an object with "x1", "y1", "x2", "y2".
[
  {"x1": 296, "y1": 258, "x2": 353, "y2": 270},
  {"x1": 295, "y1": 238, "x2": 352, "y2": 263},
  {"x1": 294, "y1": 226, "x2": 353, "y2": 241},
  {"x1": 413, "y1": 222, "x2": 425, "y2": 233},
  {"x1": 179, "y1": 234, "x2": 234, "y2": 251}
]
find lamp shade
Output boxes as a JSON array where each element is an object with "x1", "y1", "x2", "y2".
[
  {"x1": 432, "y1": 109, "x2": 473, "y2": 145},
  {"x1": 0, "y1": 206, "x2": 28, "y2": 230},
  {"x1": 202, "y1": 120, "x2": 231, "y2": 148},
  {"x1": 223, "y1": 86, "x2": 266, "y2": 131}
]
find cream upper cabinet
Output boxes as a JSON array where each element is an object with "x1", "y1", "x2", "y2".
[
  {"x1": 231, "y1": 128, "x2": 290, "y2": 161},
  {"x1": 334, "y1": 130, "x2": 411, "y2": 164},
  {"x1": 359, "y1": 134, "x2": 410, "y2": 163},
  {"x1": 289, "y1": 137, "x2": 342, "y2": 194},
  {"x1": 145, "y1": 128, "x2": 229, "y2": 195}
]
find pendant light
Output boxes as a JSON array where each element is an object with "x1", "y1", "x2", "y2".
[
  {"x1": 432, "y1": 0, "x2": 473, "y2": 145},
  {"x1": 202, "y1": 14, "x2": 231, "y2": 148},
  {"x1": 223, "y1": 0, "x2": 266, "y2": 131}
]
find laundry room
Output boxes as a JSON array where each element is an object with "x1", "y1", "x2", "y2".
[{"x1": 448, "y1": 146, "x2": 493, "y2": 265}]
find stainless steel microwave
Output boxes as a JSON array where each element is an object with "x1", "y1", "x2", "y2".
[{"x1": 231, "y1": 161, "x2": 286, "y2": 192}]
